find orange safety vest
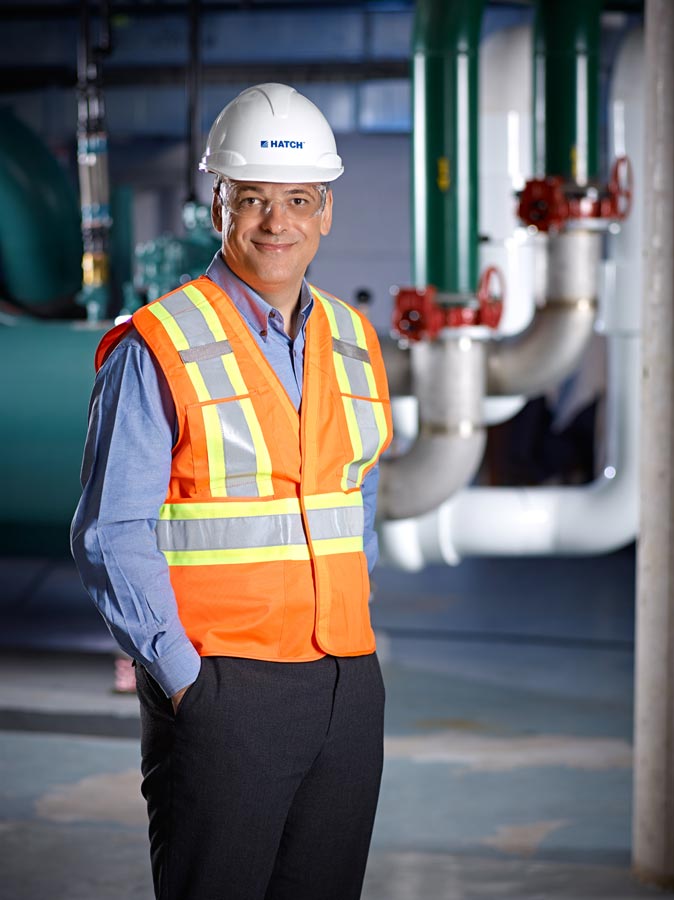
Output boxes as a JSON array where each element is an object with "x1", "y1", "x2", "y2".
[{"x1": 96, "y1": 277, "x2": 392, "y2": 662}]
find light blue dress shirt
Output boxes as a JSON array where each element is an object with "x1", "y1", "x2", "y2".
[{"x1": 71, "y1": 254, "x2": 380, "y2": 698}]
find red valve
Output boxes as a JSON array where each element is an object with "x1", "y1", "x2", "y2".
[
  {"x1": 518, "y1": 156, "x2": 633, "y2": 230},
  {"x1": 392, "y1": 286, "x2": 443, "y2": 340},
  {"x1": 392, "y1": 268, "x2": 505, "y2": 341},
  {"x1": 477, "y1": 265, "x2": 505, "y2": 330},
  {"x1": 517, "y1": 177, "x2": 569, "y2": 231}
]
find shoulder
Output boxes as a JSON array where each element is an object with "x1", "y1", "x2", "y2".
[{"x1": 96, "y1": 325, "x2": 162, "y2": 384}]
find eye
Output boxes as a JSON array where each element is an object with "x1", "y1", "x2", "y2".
[
  {"x1": 238, "y1": 196, "x2": 263, "y2": 209},
  {"x1": 289, "y1": 197, "x2": 309, "y2": 208}
]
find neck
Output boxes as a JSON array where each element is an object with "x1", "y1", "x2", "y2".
[
  {"x1": 220, "y1": 254, "x2": 305, "y2": 338},
  {"x1": 258, "y1": 287, "x2": 302, "y2": 338}
]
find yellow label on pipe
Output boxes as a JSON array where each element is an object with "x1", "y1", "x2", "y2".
[
  {"x1": 437, "y1": 156, "x2": 450, "y2": 192},
  {"x1": 81, "y1": 252, "x2": 109, "y2": 286}
]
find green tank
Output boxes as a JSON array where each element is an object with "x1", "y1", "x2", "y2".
[{"x1": 0, "y1": 315, "x2": 108, "y2": 555}]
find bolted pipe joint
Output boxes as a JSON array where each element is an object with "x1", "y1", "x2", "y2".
[{"x1": 379, "y1": 329, "x2": 487, "y2": 520}]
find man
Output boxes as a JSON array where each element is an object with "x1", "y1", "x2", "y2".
[{"x1": 71, "y1": 83, "x2": 392, "y2": 900}]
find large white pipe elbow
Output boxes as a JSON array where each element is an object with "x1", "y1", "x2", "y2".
[
  {"x1": 380, "y1": 332, "x2": 639, "y2": 568},
  {"x1": 487, "y1": 299, "x2": 597, "y2": 395},
  {"x1": 379, "y1": 430, "x2": 486, "y2": 524},
  {"x1": 379, "y1": 330, "x2": 487, "y2": 520},
  {"x1": 487, "y1": 230, "x2": 602, "y2": 396}
]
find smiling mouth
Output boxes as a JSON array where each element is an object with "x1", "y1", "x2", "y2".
[{"x1": 253, "y1": 241, "x2": 296, "y2": 252}]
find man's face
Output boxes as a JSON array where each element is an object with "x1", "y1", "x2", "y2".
[{"x1": 212, "y1": 181, "x2": 333, "y2": 300}]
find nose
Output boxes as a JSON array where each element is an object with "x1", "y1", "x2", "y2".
[{"x1": 260, "y1": 199, "x2": 288, "y2": 233}]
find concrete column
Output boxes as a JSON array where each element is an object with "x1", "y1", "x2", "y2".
[{"x1": 633, "y1": 0, "x2": 674, "y2": 889}]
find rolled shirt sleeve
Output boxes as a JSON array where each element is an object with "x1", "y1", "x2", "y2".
[{"x1": 70, "y1": 330, "x2": 201, "y2": 698}]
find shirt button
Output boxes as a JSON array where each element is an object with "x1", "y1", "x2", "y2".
[
  {"x1": 269, "y1": 310, "x2": 276, "y2": 319},
  {"x1": 260, "y1": 329, "x2": 268, "y2": 338}
]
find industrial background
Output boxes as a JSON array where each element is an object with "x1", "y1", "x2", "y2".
[{"x1": 1, "y1": 0, "x2": 673, "y2": 898}]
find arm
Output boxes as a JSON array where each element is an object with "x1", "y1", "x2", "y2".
[{"x1": 70, "y1": 331, "x2": 201, "y2": 700}]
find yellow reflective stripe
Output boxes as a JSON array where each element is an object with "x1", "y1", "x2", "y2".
[
  {"x1": 340, "y1": 396, "x2": 364, "y2": 491},
  {"x1": 219, "y1": 353, "x2": 246, "y2": 395},
  {"x1": 160, "y1": 497, "x2": 302, "y2": 520},
  {"x1": 338, "y1": 301, "x2": 379, "y2": 399},
  {"x1": 303, "y1": 491, "x2": 363, "y2": 510},
  {"x1": 347, "y1": 301, "x2": 368, "y2": 349},
  {"x1": 149, "y1": 301, "x2": 190, "y2": 351},
  {"x1": 183, "y1": 283, "x2": 249, "y2": 398},
  {"x1": 331, "y1": 350, "x2": 353, "y2": 395},
  {"x1": 183, "y1": 284, "x2": 228, "y2": 342},
  {"x1": 312, "y1": 536, "x2": 364, "y2": 557},
  {"x1": 316, "y1": 289, "x2": 340, "y2": 338},
  {"x1": 201, "y1": 404, "x2": 228, "y2": 496},
  {"x1": 355, "y1": 400, "x2": 389, "y2": 486},
  {"x1": 160, "y1": 492, "x2": 361, "y2": 520},
  {"x1": 185, "y1": 361, "x2": 211, "y2": 403},
  {"x1": 239, "y1": 396, "x2": 274, "y2": 496},
  {"x1": 319, "y1": 294, "x2": 354, "y2": 392},
  {"x1": 362, "y1": 360, "x2": 378, "y2": 399},
  {"x1": 163, "y1": 545, "x2": 311, "y2": 566},
  {"x1": 162, "y1": 537, "x2": 362, "y2": 566}
]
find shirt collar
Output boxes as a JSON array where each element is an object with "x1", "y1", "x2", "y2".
[{"x1": 205, "y1": 252, "x2": 314, "y2": 342}]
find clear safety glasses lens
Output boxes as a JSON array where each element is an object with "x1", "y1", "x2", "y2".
[{"x1": 222, "y1": 184, "x2": 327, "y2": 222}]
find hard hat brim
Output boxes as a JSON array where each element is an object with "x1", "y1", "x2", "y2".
[{"x1": 200, "y1": 162, "x2": 343, "y2": 184}]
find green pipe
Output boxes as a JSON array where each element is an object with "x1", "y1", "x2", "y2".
[
  {"x1": 533, "y1": 0, "x2": 602, "y2": 183},
  {"x1": 0, "y1": 108, "x2": 83, "y2": 309},
  {"x1": 0, "y1": 316, "x2": 107, "y2": 554},
  {"x1": 411, "y1": 0, "x2": 485, "y2": 295}
]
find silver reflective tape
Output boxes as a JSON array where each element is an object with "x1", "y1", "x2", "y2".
[
  {"x1": 216, "y1": 400, "x2": 261, "y2": 497},
  {"x1": 180, "y1": 340, "x2": 233, "y2": 363},
  {"x1": 323, "y1": 294, "x2": 358, "y2": 343},
  {"x1": 340, "y1": 353, "x2": 371, "y2": 398},
  {"x1": 306, "y1": 505, "x2": 364, "y2": 541},
  {"x1": 346, "y1": 398, "x2": 382, "y2": 487},
  {"x1": 332, "y1": 338, "x2": 370, "y2": 364},
  {"x1": 197, "y1": 354, "x2": 238, "y2": 399},
  {"x1": 162, "y1": 290, "x2": 219, "y2": 348},
  {"x1": 156, "y1": 513, "x2": 306, "y2": 552}
]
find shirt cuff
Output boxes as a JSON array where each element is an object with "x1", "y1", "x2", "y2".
[{"x1": 144, "y1": 638, "x2": 202, "y2": 698}]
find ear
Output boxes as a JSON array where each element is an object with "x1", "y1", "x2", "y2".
[
  {"x1": 320, "y1": 189, "x2": 333, "y2": 237},
  {"x1": 211, "y1": 187, "x2": 223, "y2": 233}
]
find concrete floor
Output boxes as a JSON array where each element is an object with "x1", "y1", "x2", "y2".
[{"x1": 0, "y1": 545, "x2": 669, "y2": 900}]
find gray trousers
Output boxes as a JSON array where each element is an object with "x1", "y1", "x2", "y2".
[{"x1": 136, "y1": 653, "x2": 385, "y2": 900}]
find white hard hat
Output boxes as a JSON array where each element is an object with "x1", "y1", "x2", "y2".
[{"x1": 200, "y1": 83, "x2": 344, "y2": 184}]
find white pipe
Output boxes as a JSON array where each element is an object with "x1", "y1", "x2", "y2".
[
  {"x1": 380, "y1": 328, "x2": 639, "y2": 569},
  {"x1": 379, "y1": 330, "x2": 487, "y2": 521},
  {"x1": 487, "y1": 230, "x2": 601, "y2": 396},
  {"x1": 482, "y1": 394, "x2": 527, "y2": 426}
]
